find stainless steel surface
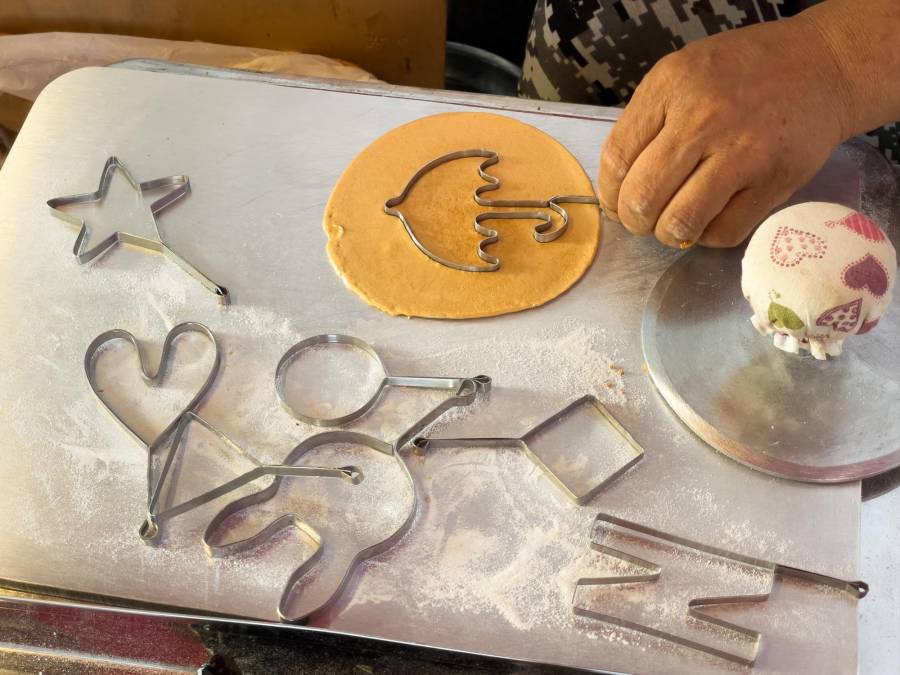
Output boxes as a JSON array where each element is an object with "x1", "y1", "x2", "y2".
[
  {"x1": 48, "y1": 155, "x2": 229, "y2": 302},
  {"x1": 643, "y1": 244, "x2": 900, "y2": 483},
  {"x1": 383, "y1": 148, "x2": 599, "y2": 272},
  {"x1": 414, "y1": 395, "x2": 644, "y2": 504},
  {"x1": 0, "y1": 66, "x2": 875, "y2": 673},
  {"x1": 112, "y1": 59, "x2": 612, "y2": 121},
  {"x1": 859, "y1": 484, "x2": 900, "y2": 673}
]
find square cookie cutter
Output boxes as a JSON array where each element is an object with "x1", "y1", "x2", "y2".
[{"x1": 413, "y1": 395, "x2": 645, "y2": 504}]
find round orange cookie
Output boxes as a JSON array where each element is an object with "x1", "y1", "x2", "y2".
[{"x1": 323, "y1": 112, "x2": 601, "y2": 318}]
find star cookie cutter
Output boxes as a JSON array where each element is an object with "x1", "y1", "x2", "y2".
[
  {"x1": 49, "y1": 156, "x2": 229, "y2": 303},
  {"x1": 384, "y1": 149, "x2": 599, "y2": 272}
]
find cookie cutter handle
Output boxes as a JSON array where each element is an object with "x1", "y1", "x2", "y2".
[
  {"x1": 776, "y1": 566, "x2": 869, "y2": 599},
  {"x1": 386, "y1": 373, "x2": 491, "y2": 392},
  {"x1": 141, "y1": 174, "x2": 228, "y2": 303},
  {"x1": 413, "y1": 436, "x2": 515, "y2": 451},
  {"x1": 161, "y1": 246, "x2": 229, "y2": 304},
  {"x1": 302, "y1": 372, "x2": 487, "y2": 431}
]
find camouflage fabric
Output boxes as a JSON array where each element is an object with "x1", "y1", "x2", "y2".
[{"x1": 520, "y1": 0, "x2": 899, "y2": 163}]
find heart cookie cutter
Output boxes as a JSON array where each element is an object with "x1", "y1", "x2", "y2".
[
  {"x1": 413, "y1": 395, "x2": 644, "y2": 504},
  {"x1": 383, "y1": 149, "x2": 599, "y2": 272},
  {"x1": 207, "y1": 334, "x2": 492, "y2": 622},
  {"x1": 573, "y1": 512, "x2": 868, "y2": 665},
  {"x1": 85, "y1": 323, "x2": 358, "y2": 541},
  {"x1": 49, "y1": 156, "x2": 229, "y2": 303},
  {"x1": 85, "y1": 322, "x2": 220, "y2": 451}
]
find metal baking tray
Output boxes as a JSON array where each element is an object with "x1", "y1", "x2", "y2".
[{"x1": 0, "y1": 65, "x2": 870, "y2": 673}]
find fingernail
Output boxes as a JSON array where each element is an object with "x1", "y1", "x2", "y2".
[
  {"x1": 668, "y1": 224, "x2": 693, "y2": 241},
  {"x1": 678, "y1": 240, "x2": 695, "y2": 250}
]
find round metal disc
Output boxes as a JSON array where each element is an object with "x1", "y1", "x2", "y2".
[{"x1": 642, "y1": 246, "x2": 900, "y2": 483}]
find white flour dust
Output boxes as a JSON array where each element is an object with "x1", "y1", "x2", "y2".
[{"x1": 9, "y1": 258, "x2": 828, "y2": 670}]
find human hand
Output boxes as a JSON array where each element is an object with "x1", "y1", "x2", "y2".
[{"x1": 597, "y1": 14, "x2": 856, "y2": 249}]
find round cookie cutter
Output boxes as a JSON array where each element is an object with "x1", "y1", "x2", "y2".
[
  {"x1": 275, "y1": 333, "x2": 491, "y2": 428},
  {"x1": 642, "y1": 246, "x2": 900, "y2": 483}
]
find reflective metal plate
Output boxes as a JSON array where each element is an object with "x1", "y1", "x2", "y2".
[{"x1": 643, "y1": 246, "x2": 900, "y2": 482}]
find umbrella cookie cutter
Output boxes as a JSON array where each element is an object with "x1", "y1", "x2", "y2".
[
  {"x1": 49, "y1": 156, "x2": 229, "y2": 303},
  {"x1": 85, "y1": 322, "x2": 357, "y2": 541},
  {"x1": 413, "y1": 395, "x2": 644, "y2": 504},
  {"x1": 383, "y1": 149, "x2": 599, "y2": 272},
  {"x1": 206, "y1": 335, "x2": 493, "y2": 622},
  {"x1": 573, "y1": 512, "x2": 868, "y2": 665}
]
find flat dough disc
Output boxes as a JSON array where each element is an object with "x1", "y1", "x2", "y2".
[{"x1": 323, "y1": 112, "x2": 601, "y2": 318}]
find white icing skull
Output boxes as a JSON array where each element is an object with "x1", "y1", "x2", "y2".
[{"x1": 741, "y1": 202, "x2": 896, "y2": 360}]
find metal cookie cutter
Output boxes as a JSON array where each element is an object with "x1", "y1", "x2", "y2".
[
  {"x1": 205, "y1": 334, "x2": 492, "y2": 623},
  {"x1": 384, "y1": 149, "x2": 599, "y2": 272},
  {"x1": 275, "y1": 333, "x2": 492, "y2": 434},
  {"x1": 140, "y1": 412, "x2": 362, "y2": 541},
  {"x1": 85, "y1": 322, "x2": 356, "y2": 541},
  {"x1": 49, "y1": 156, "x2": 229, "y2": 303},
  {"x1": 573, "y1": 512, "x2": 868, "y2": 665},
  {"x1": 413, "y1": 395, "x2": 644, "y2": 504},
  {"x1": 85, "y1": 322, "x2": 220, "y2": 453}
]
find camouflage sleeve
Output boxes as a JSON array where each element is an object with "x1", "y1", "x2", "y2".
[{"x1": 519, "y1": 0, "x2": 898, "y2": 164}]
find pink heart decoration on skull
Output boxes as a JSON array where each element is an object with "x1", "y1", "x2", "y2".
[
  {"x1": 825, "y1": 212, "x2": 886, "y2": 242},
  {"x1": 842, "y1": 254, "x2": 890, "y2": 298},
  {"x1": 815, "y1": 298, "x2": 862, "y2": 332},
  {"x1": 769, "y1": 226, "x2": 827, "y2": 268}
]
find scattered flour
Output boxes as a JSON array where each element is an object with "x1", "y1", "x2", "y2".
[{"x1": 3, "y1": 257, "x2": 848, "y2": 674}]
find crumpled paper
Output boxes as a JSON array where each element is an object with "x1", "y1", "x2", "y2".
[{"x1": 0, "y1": 31, "x2": 381, "y2": 102}]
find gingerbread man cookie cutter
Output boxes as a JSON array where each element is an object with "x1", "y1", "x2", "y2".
[{"x1": 207, "y1": 333, "x2": 492, "y2": 622}]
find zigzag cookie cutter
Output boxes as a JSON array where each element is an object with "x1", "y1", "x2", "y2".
[
  {"x1": 413, "y1": 395, "x2": 644, "y2": 504},
  {"x1": 384, "y1": 149, "x2": 599, "y2": 272},
  {"x1": 573, "y1": 512, "x2": 868, "y2": 665},
  {"x1": 85, "y1": 323, "x2": 357, "y2": 542},
  {"x1": 49, "y1": 156, "x2": 229, "y2": 303},
  {"x1": 206, "y1": 333, "x2": 492, "y2": 622}
]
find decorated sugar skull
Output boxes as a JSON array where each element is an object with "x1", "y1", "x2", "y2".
[{"x1": 741, "y1": 202, "x2": 896, "y2": 360}]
